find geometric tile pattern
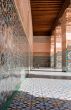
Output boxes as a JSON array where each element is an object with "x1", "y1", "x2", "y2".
[
  {"x1": 8, "y1": 91, "x2": 71, "y2": 110},
  {"x1": 0, "y1": 0, "x2": 30, "y2": 108},
  {"x1": 56, "y1": 52, "x2": 62, "y2": 69},
  {"x1": 67, "y1": 49, "x2": 71, "y2": 71},
  {"x1": 33, "y1": 56, "x2": 50, "y2": 67},
  {"x1": 51, "y1": 55, "x2": 54, "y2": 68},
  {"x1": 7, "y1": 78, "x2": 71, "y2": 110}
]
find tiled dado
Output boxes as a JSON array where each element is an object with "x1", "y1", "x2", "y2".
[
  {"x1": 56, "y1": 52, "x2": 62, "y2": 69},
  {"x1": 33, "y1": 56, "x2": 50, "y2": 67},
  {"x1": 66, "y1": 47, "x2": 71, "y2": 71},
  {"x1": 0, "y1": 0, "x2": 30, "y2": 108},
  {"x1": 51, "y1": 55, "x2": 54, "y2": 68}
]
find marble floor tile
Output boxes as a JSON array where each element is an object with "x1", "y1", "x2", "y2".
[{"x1": 7, "y1": 74, "x2": 71, "y2": 110}]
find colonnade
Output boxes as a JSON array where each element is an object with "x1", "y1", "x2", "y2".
[{"x1": 51, "y1": 6, "x2": 71, "y2": 72}]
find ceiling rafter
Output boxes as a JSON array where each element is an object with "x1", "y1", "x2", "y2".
[
  {"x1": 30, "y1": 0, "x2": 69, "y2": 36},
  {"x1": 51, "y1": 0, "x2": 70, "y2": 32}
]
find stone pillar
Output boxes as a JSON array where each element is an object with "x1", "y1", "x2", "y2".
[
  {"x1": 54, "y1": 25, "x2": 62, "y2": 69},
  {"x1": 66, "y1": 7, "x2": 71, "y2": 71},
  {"x1": 61, "y1": 7, "x2": 71, "y2": 72},
  {"x1": 50, "y1": 35, "x2": 54, "y2": 68},
  {"x1": 54, "y1": 30, "x2": 56, "y2": 68}
]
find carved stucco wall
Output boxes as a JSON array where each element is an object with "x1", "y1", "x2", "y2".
[
  {"x1": 14, "y1": 0, "x2": 33, "y2": 49},
  {"x1": 0, "y1": 0, "x2": 33, "y2": 108}
]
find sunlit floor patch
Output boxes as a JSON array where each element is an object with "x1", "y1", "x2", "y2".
[{"x1": 7, "y1": 77, "x2": 71, "y2": 110}]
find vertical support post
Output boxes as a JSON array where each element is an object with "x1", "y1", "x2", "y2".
[
  {"x1": 55, "y1": 25, "x2": 62, "y2": 69},
  {"x1": 61, "y1": 6, "x2": 71, "y2": 72},
  {"x1": 50, "y1": 35, "x2": 54, "y2": 68}
]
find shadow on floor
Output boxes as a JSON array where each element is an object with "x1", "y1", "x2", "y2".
[
  {"x1": 1, "y1": 91, "x2": 71, "y2": 110},
  {"x1": 26, "y1": 74, "x2": 71, "y2": 80},
  {"x1": 31, "y1": 69, "x2": 62, "y2": 72}
]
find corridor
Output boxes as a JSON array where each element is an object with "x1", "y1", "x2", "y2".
[
  {"x1": 3, "y1": 70, "x2": 71, "y2": 110},
  {"x1": 0, "y1": 0, "x2": 71, "y2": 110}
]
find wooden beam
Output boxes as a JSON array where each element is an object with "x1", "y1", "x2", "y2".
[
  {"x1": 51, "y1": 0, "x2": 70, "y2": 33},
  {"x1": 31, "y1": 0, "x2": 66, "y2": 36}
]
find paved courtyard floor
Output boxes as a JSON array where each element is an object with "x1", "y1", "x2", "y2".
[{"x1": 7, "y1": 70, "x2": 71, "y2": 110}]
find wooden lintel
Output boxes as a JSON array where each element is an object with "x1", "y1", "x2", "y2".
[{"x1": 51, "y1": 0, "x2": 70, "y2": 33}]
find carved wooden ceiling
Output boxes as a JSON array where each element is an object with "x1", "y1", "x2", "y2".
[{"x1": 30, "y1": 0, "x2": 68, "y2": 36}]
